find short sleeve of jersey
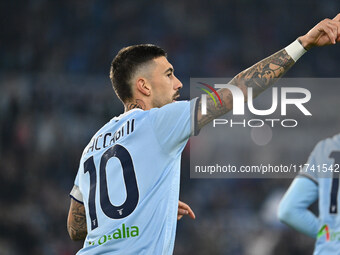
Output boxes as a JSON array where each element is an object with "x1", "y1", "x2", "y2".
[
  {"x1": 70, "y1": 165, "x2": 84, "y2": 204},
  {"x1": 149, "y1": 98, "x2": 199, "y2": 155},
  {"x1": 299, "y1": 141, "x2": 323, "y2": 184},
  {"x1": 299, "y1": 135, "x2": 340, "y2": 183}
]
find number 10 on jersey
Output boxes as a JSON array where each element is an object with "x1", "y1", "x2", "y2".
[{"x1": 84, "y1": 144, "x2": 139, "y2": 230}]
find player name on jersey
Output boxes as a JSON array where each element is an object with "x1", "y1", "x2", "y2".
[
  {"x1": 86, "y1": 119, "x2": 135, "y2": 154},
  {"x1": 89, "y1": 224, "x2": 139, "y2": 246}
]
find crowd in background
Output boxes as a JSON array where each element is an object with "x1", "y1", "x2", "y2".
[{"x1": 1, "y1": 0, "x2": 340, "y2": 254}]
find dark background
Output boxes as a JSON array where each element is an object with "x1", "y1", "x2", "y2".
[{"x1": 1, "y1": 0, "x2": 339, "y2": 254}]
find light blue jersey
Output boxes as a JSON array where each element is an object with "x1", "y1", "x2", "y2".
[
  {"x1": 70, "y1": 99, "x2": 198, "y2": 255},
  {"x1": 279, "y1": 134, "x2": 340, "y2": 255}
]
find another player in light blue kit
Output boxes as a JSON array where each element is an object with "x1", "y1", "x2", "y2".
[
  {"x1": 67, "y1": 14, "x2": 340, "y2": 255},
  {"x1": 278, "y1": 134, "x2": 340, "y2": 254}
]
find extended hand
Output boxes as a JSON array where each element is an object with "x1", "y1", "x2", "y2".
[
  {"x1": 299, "y1": 13, "x2": 340, "y2": 50},
  {"x1": 177, "y1": 200, "x2": 196, "y2": 220}
]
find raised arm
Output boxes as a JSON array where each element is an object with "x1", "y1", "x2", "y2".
[
  {"x1": 197, "y1": 14, "x2": 340, "y2": 130},
  {"x1": 67, "y1": 198, "x2": 87, "y2": 241}
]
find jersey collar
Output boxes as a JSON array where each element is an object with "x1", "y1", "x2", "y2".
[{"x1": 113, "y1": 109, "x2": 143, "y2": 121}]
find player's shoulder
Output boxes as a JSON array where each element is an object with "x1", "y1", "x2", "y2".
[
  {"x1": 328, "y1": 133, "x2": 340, "y2": 147},
  {"x1": 151, "y1": 100, "x2": 190, "y2": 110},
  {"x1": 111, "y1": 108, "x2": 146, "y2": 122},
  {"x1": 148, "y1": 100, "x2": 195, "y2": 118},
  {"x1": 313, "y1": 133, "x2": 340, "y2": 153},
  {"x1": 80, "y1": 109, "x2": 146, "y2": 157}
]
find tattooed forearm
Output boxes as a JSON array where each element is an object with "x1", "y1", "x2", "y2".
[
  {"x1": 197, "y1": 49, "x2": 295, "y2": 129},
  {"x1": 230, "y1": 49, "x2": 295, "y2": 96},
  {"x1": 125, "y1": 99, "x2": 146, "y2": 111},
  {"x1": 67, "y1": 199, "x2": 87, "y2": 241}
]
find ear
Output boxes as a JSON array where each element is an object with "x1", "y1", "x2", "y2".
[{"x1": 136, "y1": 78, "x2": 151, "y2": 96}]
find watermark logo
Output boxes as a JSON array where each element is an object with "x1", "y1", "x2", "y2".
[
  {"x1": 200, "y1": 84, "x2": 311, "y2": 116},
  {"x1": 197, "y1": 82, "x2": 223, "y2": 114},
  {"x1": 317, "y1": 224, "x2": 330, "y2": 241},
  {"x1": 196, "y1": 81, "x2": 312, "y2": 128}
]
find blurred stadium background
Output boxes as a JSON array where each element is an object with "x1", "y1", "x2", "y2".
[{"x1": 1, "y1": 0, "x2": 340, "y2": 254}]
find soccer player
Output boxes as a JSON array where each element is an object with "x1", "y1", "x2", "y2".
[
  {"x1": 68, "y1": 14, "x2": 340, "y2": 254},
  {"x1": 278, "y1": 134, "x2": 340, "y2": 254}
]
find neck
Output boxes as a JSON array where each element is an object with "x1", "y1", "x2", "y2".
[{"x1": 124, "y1": 99, "x2": 147, "y2": 112}]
